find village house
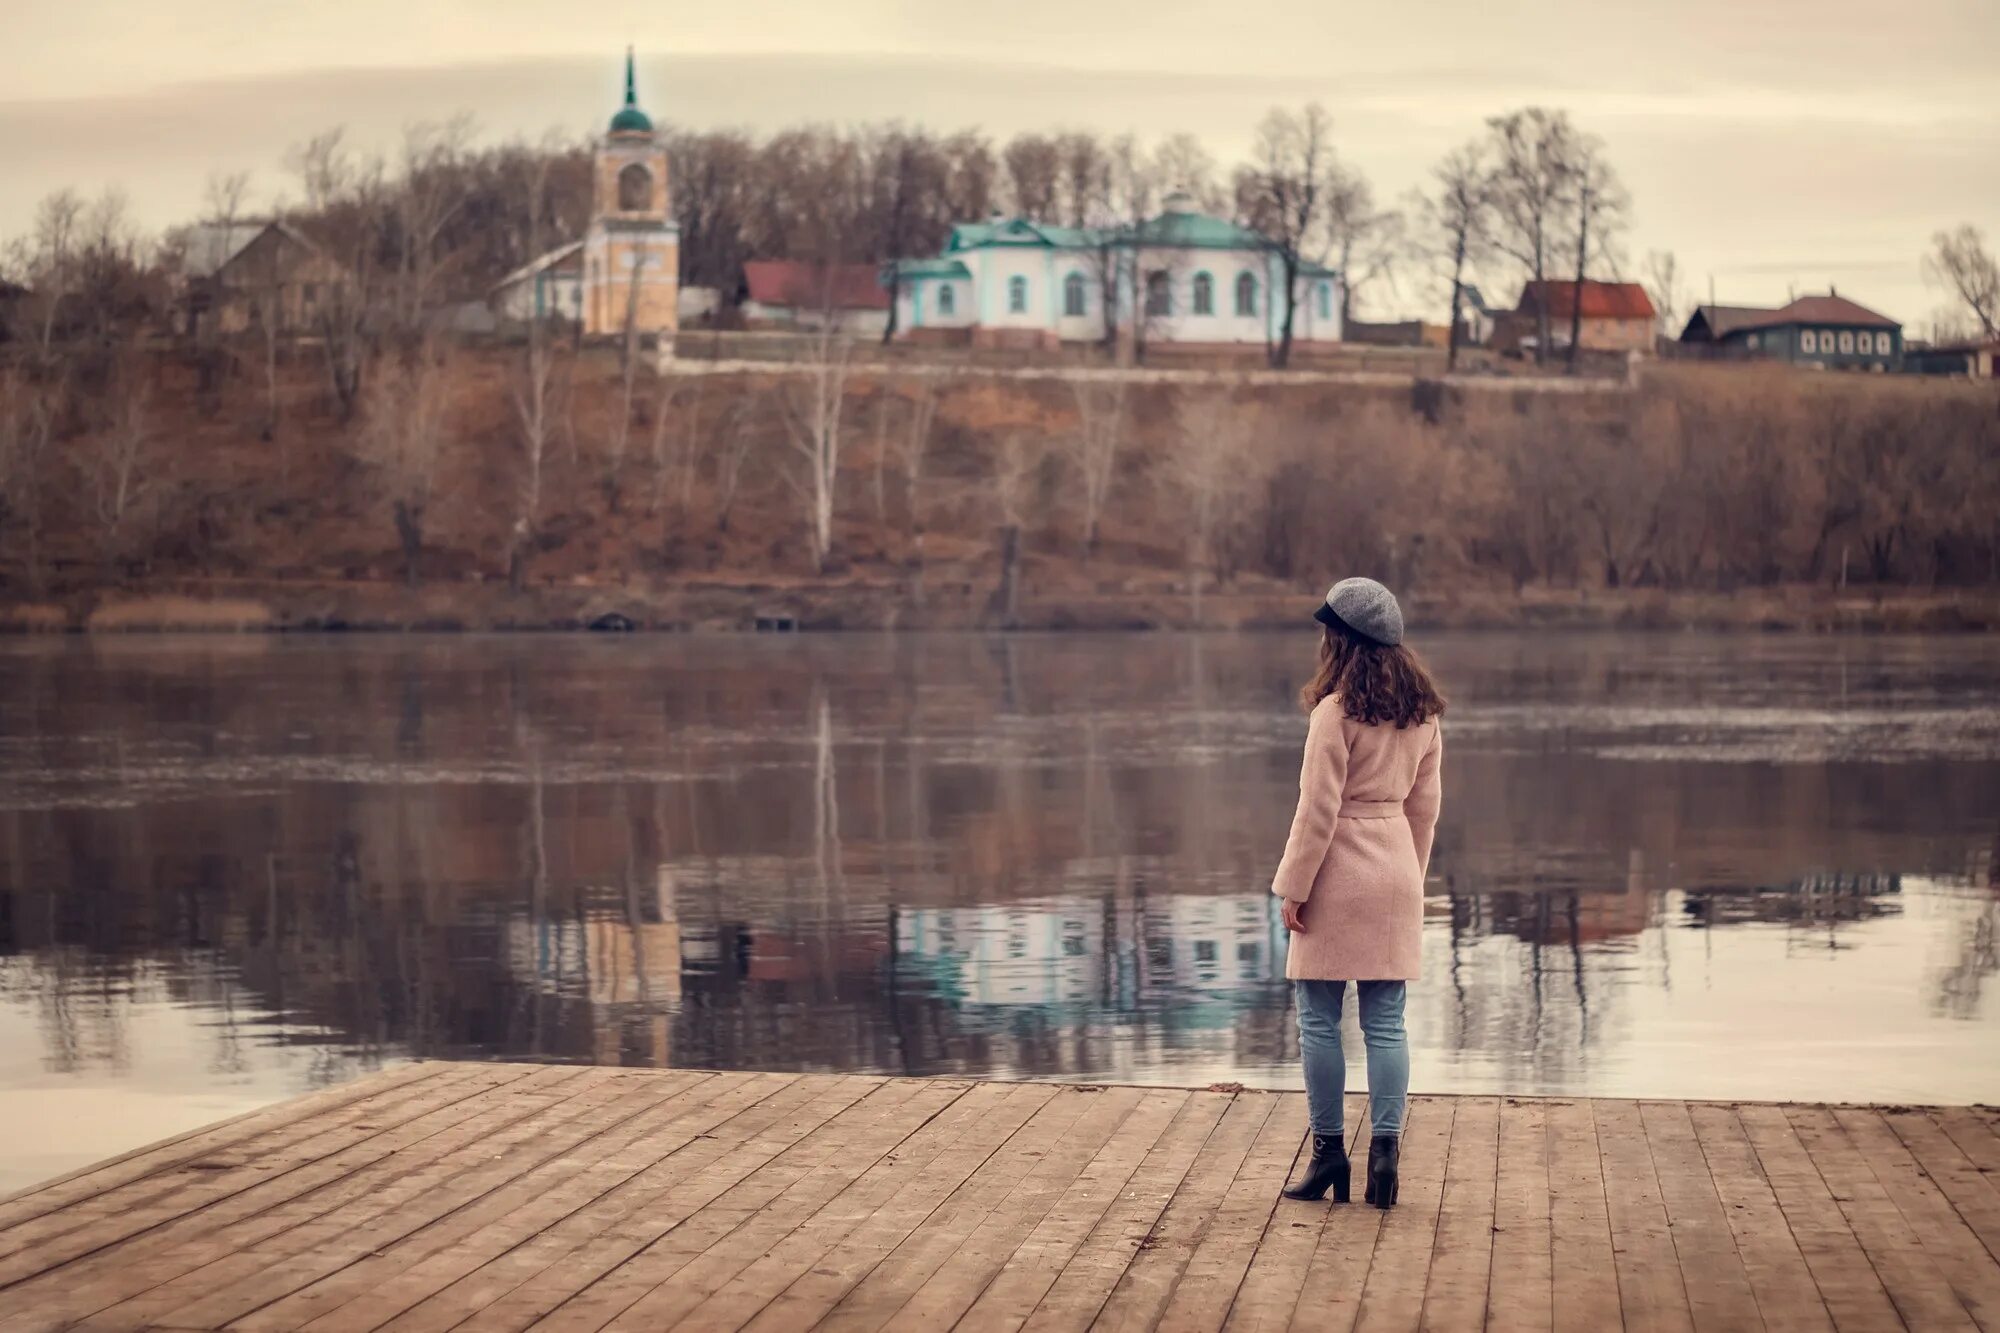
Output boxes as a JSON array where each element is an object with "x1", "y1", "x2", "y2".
[
  {"x1": 1678, "y1": 292, "x2": 1902, "y2": 370},
  {"x1": 1903, "y1": 336, "x2": 1998, "y2": 379},
  {"x1": 1491, "y1": 279, "x2": 1657, "y2": 355},
  {"x1": 884, "y1": 193, "x2": 1343, "y2": 350},
  {"x1": 1452, "y1": 283, "x2": 1499, "y2": 349},
  {"x1": 176, "y1": 220, "x2": 345, "y2": 339},
  {"x1": 738, "y1": 260, "x2": 890, "y2": 336},
  {"x1": 489, "y1": 51, "x2": 679, "y2": 345}
]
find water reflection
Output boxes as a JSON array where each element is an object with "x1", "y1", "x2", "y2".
[{"x1": 1, "y1": 632, "x2": 1997, "y2": 1191}]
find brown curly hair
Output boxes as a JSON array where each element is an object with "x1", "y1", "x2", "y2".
[{"x1": 1299, "y1": 621, "x2": 1447, "y2": 727}]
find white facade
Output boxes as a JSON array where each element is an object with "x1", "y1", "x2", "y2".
[{"x1": 890, "y1": 200, "x2": 1343, "y2": 348}]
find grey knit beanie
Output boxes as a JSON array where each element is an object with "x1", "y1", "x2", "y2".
[{"x1": 1313, "y1": 577, "x2": 1404, "y2": 646}]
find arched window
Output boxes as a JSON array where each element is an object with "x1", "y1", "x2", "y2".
[
  {"x1": 1235, "y1": 272, "x2": 1258, "y2": 317},
  {"x1": 1145, "y1": 271, "x2": 1172, "y2": 317},
  {"x1": 937, "y1": 282, "x2": 956, "y2": 316},
  {"x1": 1837, "y1": 330, "x2": 1855, "y2": 354},
  {"x1": 617, "y1": 163, "x2": 652, "y2": 212},
  {"x1": 1008, "y1": 275, "x2": 1029, "y2": 314},
  {"x1": 1317, "y1": 282, "x2": 1332, "y2": 320},
  {"x1": 1063, "y1": 271, "x2": 1087, "y2": 318},
  {"x1": 1192, "y1": 272, "x2": 1214, "y2": 316}
]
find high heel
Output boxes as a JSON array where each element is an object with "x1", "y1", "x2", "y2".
[
  {"x1": 1281, "y1": 1134, "x2": 1351, "y2": 1202},
  {"x1": 1363, "y1": 1134, "x2": 1400, "y2": 1208}
]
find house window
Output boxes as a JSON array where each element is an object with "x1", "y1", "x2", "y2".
[
  {"x1": 1801, "y1": 330, "x2": 1817, "y2": 354},
  {"x1": 1747, "y1": 332, "x2": 1760, "y2": 350},
  {"x1": 617, "y1": 163, "x2": 652, "y2": 212},
  {"x1": 1876, "y1": 331, "x2": 1892, "y2": 354},
  {"x1": 1317, "y1": 282, "x2": 1332, "y2": 320},
  {"x1": 1063, "y1": 271, "x2": 1087, "y2": 318},
  {"x1": 937, "y1": 282, "x2": 956, "y2": 316},
  {"x1": 1838, "y1": 330, "x2": 1855, "y2": 354},
  {"x1": 1007, "y1": 275, "x2": 1028, "y2": 314},
  {"x1": 1235, "y1": 272, "x2": 1258, "y2": 317},
  {"x1": 1145, "y1": 271, "x2": 1171, "y2": 317},
  {"x1": 1192, "y1": 272, "x2": 1214, "y2": 316}
]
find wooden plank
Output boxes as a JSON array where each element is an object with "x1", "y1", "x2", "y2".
[
  {"x1": 283, "y1": 1073, "x2": 829, "y2": 1332},
  {"x1": 1221, "y1": 1092, "x2": 1331, "y2": 1333},
  {"x1": 1483, "y1": 1097, "x2": 1553, "y2": 1333},
  {"x1": 1018, "y1": 1090, "x2": 1237, "y2": 1333},
  {"x1": 1639, "y1": 1100, "x2": 1763, "y2": 1333},
  {"x1": 813, "y1": 1085, "x2": 1104, "y2": 1333},
  {"x1": 1091, "y1": 1091, "x2": 1275, "y2": 1332},
  {"x1": 587, "y1": 1078, "x2": 977, "y2": 1330},
  {"x1": 514, "y1": 1078, "x2": 951, "y2": 1332},
  {"x1": 0, "y1": 1064, "x2": 601, "y2": 1333},
  {"x1": 1419, "y1": 1094, "x2": 1500, "y2": 1332},
  {"x1": 615, "y1": 1077, "x2": 1010, "y2": 1330},
  {"x1": 0, "y1": 1062, "x2": 437, "y2": 1217},
  {"x1": 1832, "y1": 1107, "x2": 2000, "y2": 1332},
  {"x1": 1937, "y1": 1108, "x2": 2000, "y2": 1184},
  {"x1": 1285, "y1": 1106, "x2": 1383, "y2": 1333},
  {"x1": 1883, "y1": 1107, "x2": 2000, "y2": 1267},
  {"x1": 1350, "y1": 1095, "x2": 1455, "y2": 1333},
  {"x1": 1153, "y1": 1091, "x2": 1303, "y2": 1333},
  {"x1": 857, "y1": 1086, "x2": 1149, "y2": 1333},
  {"x1": 1544, "y1": 1098, "x2": 1622, "y2": 1333},
  {"x1": 809, "y1": 1088, "x2": 1183, "y2": 1333},
  {"x1": 0, "y1": 1062, "x2": 529, "y2": 1291},
  {"x1": 1785, "y1": 1104, "x2": 1975, "y2": 1331},
  {"x1": 140, "y1": 1069, "x2": 746, "y2": 1330},
  {"x1": 735, "y1": 1082, "x2": 1067, "y2": 1333},
  {"x1": 353, "y1": 1074, "x2": 885, "y2": 1333},
  {"x1": 1594, "y1": 1099, "x2": 1695, "y2": 1333},
  {"x1": 1734, "y1": 1104, "x2": 1904, "y2": 1332},
  {"x1": 1684, "y1": 1104, "x2": 1831, "y2": 1333}
]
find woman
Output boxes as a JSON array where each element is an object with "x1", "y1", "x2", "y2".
[{"x1": 1272, "y1": 577, "x2": 1445, "y2": 1208}]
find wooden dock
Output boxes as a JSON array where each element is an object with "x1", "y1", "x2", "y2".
[{"x1": 1, "y1": 1063, "x2": 1997, "y2": 1331}]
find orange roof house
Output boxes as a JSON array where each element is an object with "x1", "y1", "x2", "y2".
[{"x1": 1493, "y1": 279, "x2": 1657, "y2": 355}]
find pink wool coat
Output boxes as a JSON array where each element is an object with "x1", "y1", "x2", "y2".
[{"x1": 1270, "y1": 697, "x2": 1443, "y2": 981}]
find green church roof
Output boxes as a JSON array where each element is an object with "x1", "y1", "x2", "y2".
[{"x1": 609, "y1": 48, "x2": 653, "y2": 134}]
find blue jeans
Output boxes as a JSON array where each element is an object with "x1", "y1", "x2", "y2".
[{"x1": 1295, "y1": 979, "x2": 1409, "y2": 1139}]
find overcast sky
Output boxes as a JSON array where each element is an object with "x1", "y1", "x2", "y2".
[{"x1": 4, "y1": 0, "x2": 1995, "y2": 327}]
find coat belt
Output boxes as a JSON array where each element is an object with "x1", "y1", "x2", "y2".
[{"x1": 1339, "y1": 798, "x2": 1405, "y2": 820}]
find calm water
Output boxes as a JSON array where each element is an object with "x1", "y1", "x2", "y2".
[{"x1": 1, "y1": 631, "x2": 1997, "y2": 1193}]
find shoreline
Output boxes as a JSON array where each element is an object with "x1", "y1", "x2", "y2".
[{"x1": 4, "y1": 582, "x2": 1998, "y2": 634}]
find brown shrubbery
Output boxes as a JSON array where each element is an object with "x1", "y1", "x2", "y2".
[{"x1": 0, "y1": 348, "x2": 1995, "y2": 617}]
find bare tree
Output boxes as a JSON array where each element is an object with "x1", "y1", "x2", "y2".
[
  {"x1": 990, "y1": 433, "x2": 1046, "y2": 628},
  {"x1": 290, "y1": 130, "x2": 386, "y2": 420},
  {"x1": 779, "y1": 321, "x2": 856, "y2": 572},
  {"x1": 886, "y1": 372, "x2": 945, "y2": 603},
  {"x1": 1237, "y1": 104, "x2": 1336, "y2": 369},
  {"x1": 83, "y1": 352, "x2": 159, "y2": 576},
  {"x1": 508, "y1": 319, "x2": 566, "y2": 591},
  {"x1": 1562, "y1": 135, "x2": 1628, "y2": 373},
  {"x1": 1416, "y1": 142, "x2": 1491, "y2": 373},
  {"x1": 1166, "y1": 388, "x2": 1257, "y2": 621},
  {"x1": 647, "y1": 373, "x2": 696, "y2": 519},
  {"x1": 391, "y1": 116, "x2": 476, "y2": 330},
  {"x1": 1324, "y1": 161, "x2": 1400, "y2": 328},
  {"x1": 712, "y1": 394, "x2": 759, "y2": 536},
  {"x1": 1003, "y1": 134, "x2": 1062, "y2": 221},
  {"x1": 1063, "y1": 378, "x2": 1128, "y2": 557},
  {"x1": 1484, "y1": 107, "x2": 1580, "y2": 365},
  {"x1": 1643, "y1": 250, "x2": 1691, "y2": 342},
  {"x1": 1925, "y1": 225, "x2": 1999, "y2": 338},
  {"x1": 358, "y1": 342, "x2": 453, "y2": 588}
]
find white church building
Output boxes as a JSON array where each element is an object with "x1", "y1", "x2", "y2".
[{"x1": 886, "y1": 194, "x2": 1343, "y2": 351}]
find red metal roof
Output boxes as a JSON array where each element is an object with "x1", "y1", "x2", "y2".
[
  {"x1": 1516, "y1": 279, "x2": 1657, "y2": 321},
  {"x1": 743, "y1": 260, "x2": 889, "y2": 312}
]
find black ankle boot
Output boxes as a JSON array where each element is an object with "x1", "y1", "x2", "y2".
[
  {"x1": 1281, "y1": 1134, "x2": 1351, "y2": 1202},
  {"x1": 1364, "y1": 1134, "x2": 1400, "y2": 1208}
]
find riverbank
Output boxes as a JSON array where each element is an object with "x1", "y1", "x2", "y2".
[{"x1": 4, "y1": 581, "x2": 1997, "y2": 633}]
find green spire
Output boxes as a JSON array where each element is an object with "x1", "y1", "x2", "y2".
[{"x1": 609, "y1": 47, "x2": 654, "y2": 134}]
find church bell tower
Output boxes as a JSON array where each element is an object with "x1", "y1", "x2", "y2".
[{"x1": 581, "y1": 49, "x2": 680, "y2": 348}]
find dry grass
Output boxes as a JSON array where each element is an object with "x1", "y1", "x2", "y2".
[
  {"x1": 0, "y1": 603, "x2": 71, "y2": 633},
  {"x1": 86, "y1": 597, "x2": 277, "y2": 633}
]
